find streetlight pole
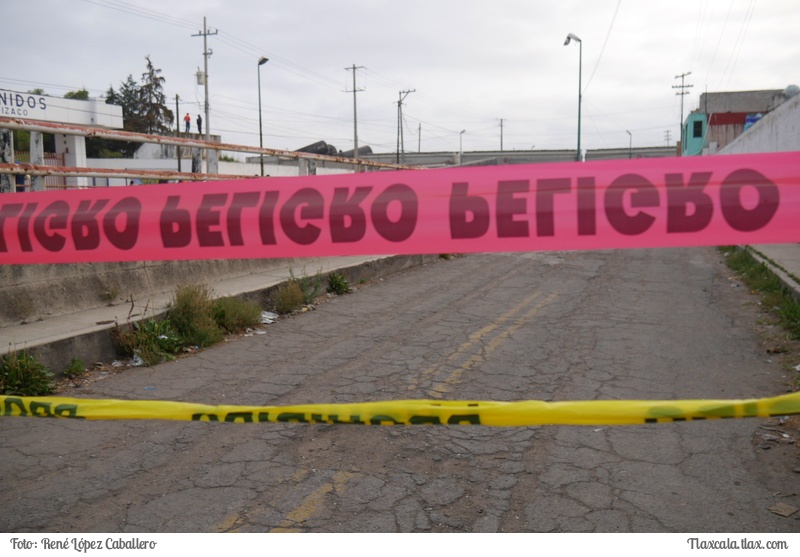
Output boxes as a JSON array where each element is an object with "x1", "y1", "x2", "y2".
[
  {"x1": 564, "y1": 33, "x2": 582, "y2": 162},
  {"x1": 459, "y1": 129, "x2": 466, "y2": 165},
  {"x1": 626, "y1": 130, "x2": 632, "y2": 159},
  {"x1": 257, "y1": 56, "x2": 268, "y2": 177}
]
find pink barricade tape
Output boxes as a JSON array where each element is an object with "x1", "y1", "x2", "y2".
[{"x1": 1, "y1": 152, "x2": 798, "y2": 265}]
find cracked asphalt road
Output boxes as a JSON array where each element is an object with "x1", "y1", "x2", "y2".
[{"x1": 2, "y1": 248, "x2": 799, "y2": 532}]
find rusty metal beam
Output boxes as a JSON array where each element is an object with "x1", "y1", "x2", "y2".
[
  {"x1": 0, "y1": 117, "x2": 416, "y2": 171},
  {"x1": 0, "y1": 162, "x2": 251, "y2": 182}
]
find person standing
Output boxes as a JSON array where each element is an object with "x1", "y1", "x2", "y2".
[
  {"x1": 184, "y1": 113, "x2": 191, "y2": 133},
  {"x1": 196, "y1": 114, "x2": 203, "y2": 135}
]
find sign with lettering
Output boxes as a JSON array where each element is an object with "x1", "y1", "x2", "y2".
[
  {"x1": 0, "y1": 89, "x2": 122, "y2": 128},
  {"x1": 2, "y1": 391, "x2": 799, "y2": 425},
  {"x1": 1, "y1": 151, "x2": 798, "y2": 265}
]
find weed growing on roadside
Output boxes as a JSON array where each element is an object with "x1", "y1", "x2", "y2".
[
  {"x1": 101, "y1": 283, "x2": 120, "y2": 304},
  {"x1": 0, "y1": 347, "x2": 54, "y2": 396},
  {"x1": 63, "y1": 358, "x2": 86, "y2": 379},
  {"x1": 213, "y1": 296, "x2": 262, "y2": 333},
  {"x1": 327, "y1": 272, "x2": 352, "y2": 295},
  {"x1": 111, "y1": 318, "x2": 182, "y2": 366},
  {"x1": 168, "y1": 284, "x2": 223, "y2": 347},
  {"x1": 721, "y1": 246, "x2": 800, "y2": 391},
  {"x1": 721, "y1": 246, "x2": 800, "y2": 339},
  {"x1": 273, "y1": 280, "x2": 305, "y2": 314},
  {"x1": 290, "y1": 268, "x2": 325, "y2": 304}
]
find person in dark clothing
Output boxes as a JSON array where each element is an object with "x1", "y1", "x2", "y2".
[{"x1": 197, "y1": 114, "x2": 203, "y2": 135}]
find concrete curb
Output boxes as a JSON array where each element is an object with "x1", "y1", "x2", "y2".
[
  {"x1": 6, "y1": 254, "x2": 441, "y2": 376},
  {"x1": 746, "y1": 246, "x2": 800, "y2": 302}
]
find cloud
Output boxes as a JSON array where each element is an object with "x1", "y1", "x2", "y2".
[{"x1": 3, "y1": 0, "x2": 797, "y2": 153}]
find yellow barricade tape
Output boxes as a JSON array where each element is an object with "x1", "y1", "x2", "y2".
[{"x1": 2, "y1": 392, "x2": 799, "y2": 426}]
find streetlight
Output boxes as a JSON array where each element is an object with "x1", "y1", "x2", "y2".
[
  {"x1": 564, "y1": 33, "x2": 582, "y2": 162},
  {"x1": 257, "y1": 56, "x2": 268, "y2": 176},
  {"x1": 459, "y1": 129, "x2": 466, "y2": 164},
  {"x1": 626, "y1": 130, "x2": 632, "y2": 159}
]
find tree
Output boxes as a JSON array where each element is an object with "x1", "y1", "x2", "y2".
[
  {"x1": 63, "y1": 57, "x2": 175, "y2": 158},
  {"x1": 138, "y1": 56, "x2": 173, "y2": 135},
  {"x1": 118, "y1": 75, "x2": 143, "y2": 132},
  {"x1": 97, "y1": 80, "x2": 139, "y2": 157},
  {"x1": 64, "y1": 89, "x2": 90, "y2": 100}
]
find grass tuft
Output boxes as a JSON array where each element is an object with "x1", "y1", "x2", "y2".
[{"x1": 0, "y1": 347, "x2": 54, "y2": 396}]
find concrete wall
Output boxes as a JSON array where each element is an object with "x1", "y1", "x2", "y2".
[
  {"x1": 698, "y1": 90, "x2": 786, "y2": 114},
  {"x1": 0, "y1": 258, "x2": 301, "y2": 329},
  {"x1": 720, "y1": 92, "x2": 800, "y2": 154},
  {"x1": 0, "y1": 89, "x2": 123, "y2": 128}
]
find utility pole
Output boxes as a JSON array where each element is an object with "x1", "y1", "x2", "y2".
[
  {"x1": 418, "y1": 123, "x2": 421, "y2": 153},
  {"x1": 345, "y1": 65, "x2": 364, "y2": 165},
  {"x1": 396, "y1": 89, "x2": 414, "y2": 164},
  {"x1": 664, "y1": 130, "x2": 672, "y2": 146},
  {"x1": 499, "y1": 118, "x2": 504, "y2": 151},
  {"x1": 193, "y1": 17, "x2": 217, "y2": 170},
  {"x1": 175, "y1": 94, "x2": 181, "y2": 172},
  {"x1": 673, "y1": 71, "x2": 693, "y2": 154}
]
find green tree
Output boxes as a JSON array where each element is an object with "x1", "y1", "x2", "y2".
[
  {"x1": 64, "y1": 57, "x2": 174, "y2": 158},
  {"x1": 64, "y1": 89, "x2": 90, "y2": 100},
  {"x1": 118, "y1": 75, "x2": 143, "y2": 132},
  {"x1": 103, "y1": 76, "x2": 143, "y2": 157},
  {"x1": 138, "y1": 56, "x2": 173, "y2": 134}
]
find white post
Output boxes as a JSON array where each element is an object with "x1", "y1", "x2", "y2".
[{"x1": 30, "y1": 131, "x2": 44, "y2": 190}]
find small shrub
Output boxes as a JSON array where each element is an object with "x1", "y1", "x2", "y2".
[
  {"x1": 327, "y1": 272, "x2": 352, "y2": 295},
  {"x1": 0, "y1": 347, "x2": 54, "y2": 396},
  {"x1": 168, "y1": 284, "x2": 223, "y2": 347},
  {"x1": 63, "y1": 358, "x2": 86, "y2": 379},
  {"x1": 213, "y1": 296, "x2": 262, "y2": 333},
  {"x1": 290, "y1": 268, "x2": 325, "y2": 304},
  {"x1": 273, "y1": 280, "x2": 305, "y2": 314},
  {"x1": 111, "y1": 318, "x2": 182, "y2": 366}
]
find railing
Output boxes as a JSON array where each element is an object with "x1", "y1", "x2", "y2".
[
  {"x1": 0, "y1": 117, "x2": 415, "y2": 190},
  {"x1": 8, "y1": 150, "x2": 65, "y2": 189}
]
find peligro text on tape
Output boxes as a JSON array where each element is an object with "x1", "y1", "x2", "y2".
[
  {"x1": 2, "y1": 392, "x2": 798, "y2": 426},
  {"x1": 1, "y1": 152, "x2": 798, "y2": 265}
]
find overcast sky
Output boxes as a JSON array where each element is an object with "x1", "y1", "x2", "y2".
[{"x1": 4, "y1": 0, "x2": 797, "y2": 156}]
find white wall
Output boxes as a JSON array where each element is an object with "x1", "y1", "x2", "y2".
[
  {"x1": 720, "y1": 93, "x2": 800, "y2": 154},
  {"x1": 0, "y1": 89, "x2": 123, "y2": 128}
]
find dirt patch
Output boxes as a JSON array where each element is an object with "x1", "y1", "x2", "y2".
[{"x1": 736, "y1": 277, "x2": 800, "y2": 476}]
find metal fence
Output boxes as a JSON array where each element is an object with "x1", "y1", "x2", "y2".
[
  {"x1": 0, "y1": 116, "x2": 413, "y2": 191},
  {"x1": 11, "y1": 150, "x2": 66, "y2": 189}
]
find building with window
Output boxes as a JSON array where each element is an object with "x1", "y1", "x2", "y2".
[{"x1": 681, "y1": 88, "x2": 793, "y2": 156}]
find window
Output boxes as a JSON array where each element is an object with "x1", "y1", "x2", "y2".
[{"x1": 693, "y1": 120, "x2": 703, "y2": 138}]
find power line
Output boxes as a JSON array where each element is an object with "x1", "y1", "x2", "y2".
[
  {"x1": 79, "y1": 0, "x2": 198, "y2": 30},
  {"x1": 582, "y1": 0, "x2": 622, "y2": 95}
]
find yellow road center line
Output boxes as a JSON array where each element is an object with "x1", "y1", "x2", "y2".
[
  {"x1": 429, "y1": 293, "x2": 558, "y2": 397},
  {"x1": 407, "y1": 291, "x2": 544, "y2": 392},
  {"x1": 270, "y1": 470, "x2": 352, "y2": 532}
]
